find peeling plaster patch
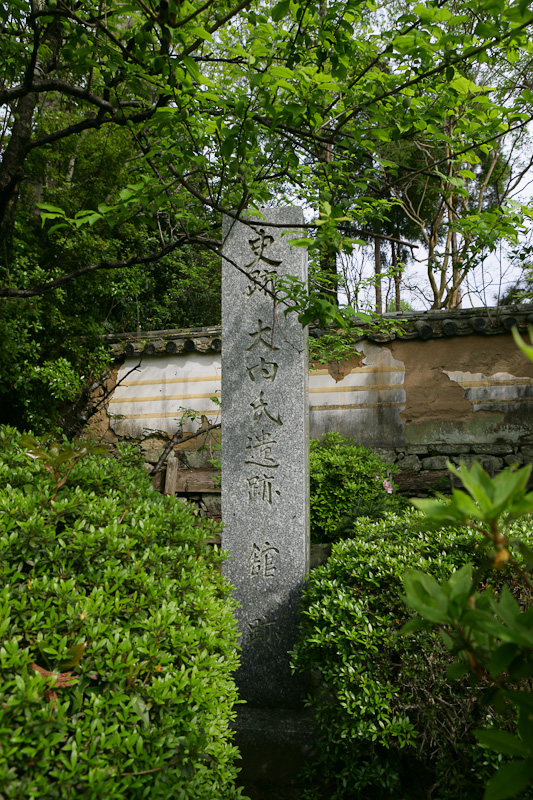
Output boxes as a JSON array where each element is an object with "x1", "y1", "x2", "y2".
[
  {"x1": 322, "y1": 351, "x2": 364, "y2": 382},
  {"x1": 361, "y1": 340, "x2": 406, "y2": 372},
  {"x1": 443, "y1": 370, "x2": 533, "y2": 412},
  {"x1": 390, "y1": 340, "x2": 473, "y2": 424}
]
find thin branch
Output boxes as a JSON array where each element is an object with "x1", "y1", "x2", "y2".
[
  {"x1": 27, "y1": 111, "x2": 151, "y2": 152},
  {"x1": 334, "y1": 14, "x2": 533, "y2": 135},
  {"x1": 150, "y1": 422, "x2": 221, "y2": 477},
  {"x1": 181, "y1": 0, "x2": 254, "y2": 58},
  {"x1": 0, "y1": 78, "x2": 130, "y2": 112},
  {"x1": 319, "y1": 0, "x2": 452, "y2": 123},
  {"x1": 386, "y1": 114, "x2": 533, "y2": 191},
  {"x1": 47, "y1": 3, "x2": 148, "y2": 70},
  {"x1": 176, "y1": 173, "x2": 419, "y2": 247},
  {"x1": 174, "y1": 0, "x2": 218, "y2": 30},
  {"x1": 122, "y1": 757, "x2": 181, "y2": 777}
]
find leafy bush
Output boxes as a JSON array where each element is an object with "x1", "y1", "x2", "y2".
[
  {"x1": 292, "y1": 511, "x2": 529, "y2": 800},
  {"x1": 309, "y1": 433, "x2": 401, "y2": 543},
  {"x1": 0, "y1": 426, "x2": 243, "y2": 800},
  {"x1": 404, "y1": 459, "x2": 533, "y2": 800}
]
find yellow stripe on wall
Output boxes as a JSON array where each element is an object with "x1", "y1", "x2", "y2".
[
  {"x1": 120, "y1": 375, "x2": 220, "y2": 386},
  {"x1": 120, "y1": 366, "x2": 404, "y2": 386},
  {"x1": 109, "y1": 410, "x2": 220, "y2": 420},
  {"x1": 110, "y1": 390, "x2": 221, "y2": 404},
  {"x1": 310, "y1": 366, "x2": 405, "y2": 376},
  {"x1": 473, "y1": 396, "x2": 533, "y2": 406},
  {"x1": 112, "y1": 385, "x2": 403, "y2": 403},
  {"x1": 309, "y1": 383, "x2": 402, "y2": 394},
  {"x1": 462, "y1": 379, "x2": 533, "y2": 388},
  {"x1": 310, "y1": 401, "x2": 404, "y2": 411}
]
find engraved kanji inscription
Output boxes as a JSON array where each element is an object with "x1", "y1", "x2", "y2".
[
  {"x1": 248, "y1": 616, "x2": 281, "y2": 646},
  {"x1": 245, "y1": 230, "x2": 282, "y2": 270},
  {"x1": 246, "y1": 266, "x2": 279, "y2": 298},
  {"x1": 246, "y1": 319, "x2": 280, "y2": 352},
  {"x1": 249, "y1": 541, "x2": 280, "y2": 578},
  {"x1": 250, "y1": 390, "x2": 282, "y2": 425},
  {"x1": 245, "y1": 430, "x2": 279, "y2": 468},
  {"x1": 244, "y1": 230, "x2": 283, "y2": 297},
  {"x1": 247, "y1": 473, "x2": 281, "y2": 504},
  {"x1": 246, "y1": 357, "x2": 279, "y2": 383}
]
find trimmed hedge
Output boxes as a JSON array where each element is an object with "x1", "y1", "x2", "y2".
[
  {"x1": 0, "y1": 427, "x2": 244, "y2": 800},
  {"x1": 310, "y1": 433, "x2": 402, "y2": 543},
  {"x1": 292, "y1": 512, "x2": 529, "y2": 800}
]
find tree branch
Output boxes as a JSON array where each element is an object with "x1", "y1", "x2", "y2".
[
  {"x1": 181, "y1": 0, "x2": 254, "y2": 58},
  {"x1": 149, "y1": 422, "x2": 221, "y2": 477},
  {"x1": 0, "y1": 235, "x2": 220, "y2": 298},
  {"x1": 334, "y1": 14, "x2": 533, "y2": 135}
]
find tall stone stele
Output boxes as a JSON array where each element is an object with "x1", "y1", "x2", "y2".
[{"x1": 221, "y1": 207, "x2": 309, "y2": 708}]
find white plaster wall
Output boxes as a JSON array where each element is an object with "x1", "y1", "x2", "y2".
[
  {"x1": 108, "y1": 341, "x2": 406, "y2": 445},
  {"x1": 109, "y1": 353, "x2": 222, "y2": 437}
]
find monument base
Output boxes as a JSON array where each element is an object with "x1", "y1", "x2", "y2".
[{"x1": 232, "y1": 706, "x2": 316, "y2": 795}]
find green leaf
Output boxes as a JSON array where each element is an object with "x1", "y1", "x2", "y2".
[
  {"x1": 190, "y1": 26, "x2": 213, "y2": 43},
  {"x1": 484, "y1": 759, "x2": 533, "y2": 800},
  {"x1": 271, "y1": 0, "x2": 291, "y2": 22},
  {"x1": 181, "y1": 55, "x2": 201, "y2": 83},
  {"x1": 287, "y1": 237, "x2": 314, "y2": 247},
  {"x1": 506, "y1": 691, "x2": 533, "y2": 714},
  {"x1": 518, "y1": 706, "x2": 533, "y2": 743},
  {"x1": 448, "y1": 564, "x2": 473, "y2": 600},
  {"x1": 476, "y1": 729, "x2": 530, "y2": 758},
  {"x1": 489, "y1": 643, "x2": 519, "y2": 676},
  {"x1": 446, "y1": 661, "x2": 469, "y2": 680},
  {"x1": 451, "y1": 489, "x2": 484, "y2": 519},
  {"x1": 512, "y1": 540, "x2": 533, "y2": 566},
  {"x1": 48, "y1": 222, "x2": 71, "y2": 235},
  {"x1": 449, "y1": 461, "x2": 493, "y2": 511},
  {"x1": 275, "y1": 78, "x2": 295, "y2": 92},
  {"x1": 403, "y1": 582, "x2": 450, "y2": 625},
  {"x1": 512, "y1": 326, "x2": 533, "y2": 363},
  {"x1": 462, "y1": 610, "x2": 510, "y2": 639},
  {"x1": 493, "y1": 466, "x2": 531, "y2": 509},
  {"x1": 36, "y1": 202, "x2": 66, "y2": 215},
  {"x1": 74, "y1": 212, "x2": 102, "y2": 227},
  {"x1": 398, "y1": 617, "x2": 431, "y2": 635},
  {"x1": 59, "y1": 642, "x2": 87, "y2": 669},
  {"x1": 411, "y1": 494, "x2": 473, "y2": 526},
  {"x1": 271, "y1": 65, "x2": 294, "y2": 80},
  {"x1": 449, "y1": 75, "x2": 480, "y2": 94},
  {"x1": 221, "y1": 136, "x2": 235, "y2": 160},
  {"x1": 494, "y1": 585, "x2": 520, "y2": 626},
  {"x1": 404, "y1": 570, "x2": 448, "y2": 607},
  {"x1": 475, "y1": 20, "x2": 498, "y2": 37}
]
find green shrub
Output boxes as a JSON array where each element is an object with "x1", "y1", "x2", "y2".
[
  {"x1": 309, "y1": 433, "x2": 401, "y2": 543},
  {"x1": 0, "y1": 426, "x2": 244, "y2": 800},
  {"x1": 292, "y1": 511, "x2": 528, "y2": 800}
]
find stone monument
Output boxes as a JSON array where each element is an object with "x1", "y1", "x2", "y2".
[{"x1": 221, "y1": 207, "x2": 309, "y2": 708}]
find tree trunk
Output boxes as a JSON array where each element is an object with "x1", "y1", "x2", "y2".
[
  {"x1": 375, "y1": 236, "x2": 382, "y2": 315},
  {"x1": 0, "y1": 13, "x2": 65, "y2": 243},
  {"x1": 392, "y1": 240, "x2": 401, "y2": 311},
  {"x1": 0, "y1": 93, "x2": 39, "y2": 242}
]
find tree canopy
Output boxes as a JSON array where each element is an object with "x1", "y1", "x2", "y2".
[{"x1": 2, "y1": 0, "x2": 533, "y2": 428}]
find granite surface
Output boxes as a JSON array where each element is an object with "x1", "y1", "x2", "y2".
[{"x1": 221, "y1": 208, "x2": 310, "y2": 707}]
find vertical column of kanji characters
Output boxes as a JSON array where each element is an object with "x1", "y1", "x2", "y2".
[
  {"x1": 221, "y1": 208, "x2": 309, "y2": 708},
  {"x1": 245, "y1": 318, "x2": 282, "y2": 507}
]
